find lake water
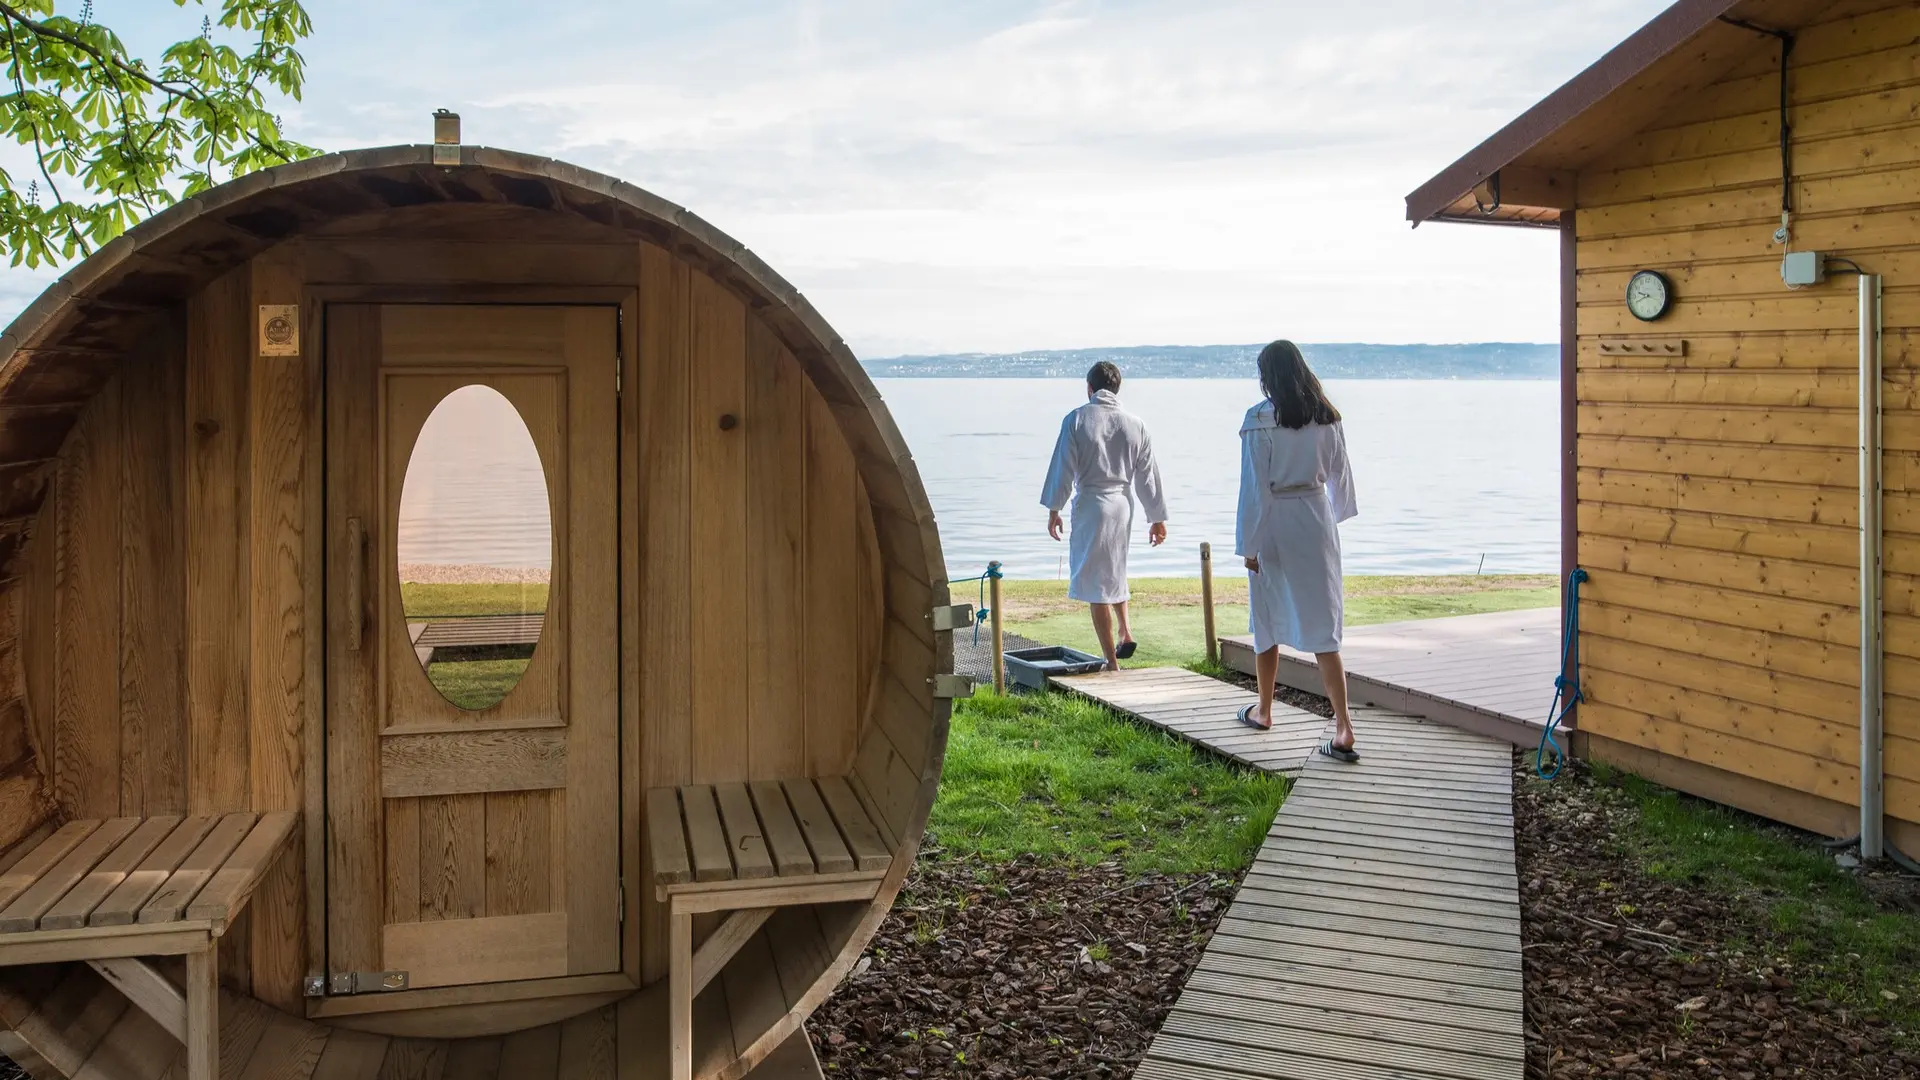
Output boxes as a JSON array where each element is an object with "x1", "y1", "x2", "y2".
[
  {"x1": 877, "y1": 378, "x2": 1559, "y2": 580},
  {"x1": 393, "y1": 376, "x2": 1560, "y2": 582}
]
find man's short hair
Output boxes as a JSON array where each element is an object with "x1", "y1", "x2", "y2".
[{"x1": 1087, "y1": 361, "x2": 1122, "y2": 394}]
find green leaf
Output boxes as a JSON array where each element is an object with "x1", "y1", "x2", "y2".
[{"x1": 0, "y1": 0, "x2": 315, "y2": 260}]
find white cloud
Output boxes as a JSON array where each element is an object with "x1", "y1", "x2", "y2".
[{"x1": 3, "y1": 0, "x2": 1674, "y2": 353}]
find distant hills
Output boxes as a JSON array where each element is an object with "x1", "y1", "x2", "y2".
[{"x1": 861, "y1": 343, "x2": 1557, "y2": 379}]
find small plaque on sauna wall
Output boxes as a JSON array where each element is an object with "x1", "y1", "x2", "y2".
[
  {"x1": 259, "y1": 304, "x2": 300, "y2": 357},
  {"x1": 1597, "y1": 339, "x2": 1687, "y2": 356}
]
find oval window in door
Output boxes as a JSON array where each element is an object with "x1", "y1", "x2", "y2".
[{"x1": 397, "y1": 384, "x2": 552, "y2": 712}]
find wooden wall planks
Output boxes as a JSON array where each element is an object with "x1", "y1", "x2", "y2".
[
  {"x1": 804, "y1": 393, "x2": 861, "y2": 780},
  {"x1": 119, "y1": 316, "x2": 187, "y2": 819},
  {"x1": 186, "y1": 265, "x2": 254, "y2": 816},
  {"x1": 1572, "y1": 2, "x2": 1920, "y2": 825},
  {"x1": 689, "y1": 271, "x2": 750, "y2": 786},
  {"x1": 53, "y1": 377, "x2": 121, "y2": 821},
  {"x1": 247, "y1": 242, "x2": 315, "y2": 1013},
  {"x1": 745, "y1": 319, "x2": 808, "y2": 780}
]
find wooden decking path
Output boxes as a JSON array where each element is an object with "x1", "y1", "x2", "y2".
[
  {"x1": 1222, "y1": 607, "x2": 1560, "y2": 747},
  {"x1": 1052, "y1": 668, "x2": 1326, "y2": 775},
  {"x1": 1049, "y1": 666, "x2": 1524, "y2": 1080}
]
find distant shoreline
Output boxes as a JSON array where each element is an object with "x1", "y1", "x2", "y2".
[
  {"x1": 863, "y1": 342, "x2": 1557, "y2": 380},
  {"x1": 874, "y1": 372, "x2": 1557, "y2": 379},
  {"x1": 400, "y1": 563, "x2": 550, "y2": 585}
]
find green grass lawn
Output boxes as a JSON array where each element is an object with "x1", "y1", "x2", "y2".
[
  {"x1": 1002, "y1": 574, "x2": 1557, "y2": 669},
  {"x1": 927, "y1": 689, "x2": 1287, "y2": 874},
  {"x1": 400, "y1": 581, "x2": 547, "y2": 618},
  {"x1": 1587, "y1": 764, "x2": 1920, "y2": 1032}
]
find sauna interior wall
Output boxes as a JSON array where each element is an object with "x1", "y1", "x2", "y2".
[
  {"x1": 0, "y1": 211, "x2": 889, "y2": 1013},
  {"x1": 1573, "y1": 0, "x2": 1920, "y2": 837}
]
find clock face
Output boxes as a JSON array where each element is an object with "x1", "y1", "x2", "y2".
[{"x1": 1627, "y1": 270, "x2": 1671, "y2": 321}]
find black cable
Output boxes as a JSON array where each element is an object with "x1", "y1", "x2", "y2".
[
  {"x1": 1891, "y1": 844, "x2": 1920, "y2": 877},
  {"x1": 1827, "y1": 256, "x2": 1868, "y2": 276},
  {"x1": 1473, "y1": 170, "x2": 1502, "y2": 216},
  {"x1": 1720, "y1": 17, "x2": 1796, "y2": 217}
]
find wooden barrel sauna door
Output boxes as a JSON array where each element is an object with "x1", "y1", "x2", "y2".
[{"x1": 324, "y1": 304, "x2": 621, "y2": 997}]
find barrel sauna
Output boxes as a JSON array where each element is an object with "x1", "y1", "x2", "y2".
[{"x1": 0, "y1": 134, "x2": 952, "y2": 1080}]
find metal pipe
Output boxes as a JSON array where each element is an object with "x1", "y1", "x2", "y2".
[
  {"x1": 1861, "y1": 273, "x2": 1885, "y2": 859},
  {"x1": 1559, "y1": 214, "x2": 1580, "y2": 734}
]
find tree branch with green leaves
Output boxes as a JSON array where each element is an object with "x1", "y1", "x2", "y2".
[{"x1": 0, "y1": 0, "x2": 318, "y2": 268}]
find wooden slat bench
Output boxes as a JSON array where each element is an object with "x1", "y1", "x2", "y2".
[
  {"x1": 649, "y1": 778, "x2": 894, "y2": 1080},
  {"x1": 408, "y1": 613, "x2": 546, "y2": 665},
  {"x1": 0, "y1": 812, "x2": 297, "y2": 1080}
]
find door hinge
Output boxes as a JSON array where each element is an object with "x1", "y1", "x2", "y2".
[
  {"x1": 930, "y1": 604, "x2": 976, "y2": 632},
  {"x1": 324, "y1": 970, "x2": 410, "y2": 995},
  {"x1": 931, "y1": 673, "x2": 976, "y2": 699}
]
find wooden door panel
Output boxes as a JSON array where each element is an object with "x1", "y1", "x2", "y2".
[
  {"x1": 419, "y1": 793, "x2": 487, "y2": 920},
  {"x1": 483, "y1": 790, "x2": 554, "y2": 917},
  {"x1": 379, "y1": 730, "x2": 569, "y2": 799},
  {"x1": 326, "y1": 304, "x2": 620, "y2": 997},
  {"x1": 385, "y1": 912, "x2": 570, "y2": 989}
]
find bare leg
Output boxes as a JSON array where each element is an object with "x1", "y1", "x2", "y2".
[
  {"x1": 1254, "y1": 646, "x2": 1278, "y2": 728},
  {"x1": 1315, "y1": 650, "x2": 1355, "y2": 749},
  {"x1": 1114, "y1": 599, "x2": 1134, "y2": 648},
  {"x1": 1089, "y1": 603, "x2": 1119, "y2": 671}
]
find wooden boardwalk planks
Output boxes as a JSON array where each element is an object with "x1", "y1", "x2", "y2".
[
  {"x1": 1058, "y1": 666, "x2": 1526, "y2": 1080},
  {"x1": 1222, "y1": 607, "x2": 1560, "y2": 747},
  {"x1": 1052, "y1": 668, "x2": 1326, "y2": 775}
]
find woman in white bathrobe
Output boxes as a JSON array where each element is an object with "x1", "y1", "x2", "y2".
[
  {"x1": 1234, "y1": 341, "x2": 1361, "y2": 759},
  {"x1": 1041, "y1": 362, "x2": 1169, "y2": 670}
]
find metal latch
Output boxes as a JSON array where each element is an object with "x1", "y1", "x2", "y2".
[
  {"x1": 932, "y1": 673, "x2": 975, "y2": 699},
  {"x1": 324, "y1": 971, "x2": 410, "y2": 995},
  {"x1": 432, "y1": 109, "x2": 461, "y2": 167},
  {"x1": 930, "y1": 604, "x2": 976, "y2": 632}
]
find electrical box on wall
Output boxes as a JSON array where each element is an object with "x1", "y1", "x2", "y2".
[{"x1": 1782, "y1": 251, "x2": 1826, "y2": 286}]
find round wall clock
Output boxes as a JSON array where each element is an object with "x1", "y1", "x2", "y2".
[{"x1": 1626, "y1": 269, "x2": 1673, "y2": 322}]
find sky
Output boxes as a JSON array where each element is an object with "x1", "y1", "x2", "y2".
[{"x1": 3, "y1": 0, "x2": 1676, "y2": 356}]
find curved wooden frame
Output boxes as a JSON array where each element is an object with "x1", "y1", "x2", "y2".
[{"x1": 0, "y1": 145, "x2": 952, "y2": 1079}]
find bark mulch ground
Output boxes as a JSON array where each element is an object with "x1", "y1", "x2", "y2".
[
  {"x1": 808, "y1": 853, "x2": 1240, "y2": 1079},
  {"x1": 1517, "y1": 755, "x2": 1920, "y2": 1079}
]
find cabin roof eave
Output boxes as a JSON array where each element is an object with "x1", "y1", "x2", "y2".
[{"x1": 1405, "y1": 0, "x2": 1842, "y2": 228}]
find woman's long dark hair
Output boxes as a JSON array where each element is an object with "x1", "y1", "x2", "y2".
[{"x1": 1257, "y1": 340, "x2": 1341, "y2": 429}]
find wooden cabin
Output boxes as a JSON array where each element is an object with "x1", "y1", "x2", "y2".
[
  {"x1": 1408, "y1": 0, "x2": 1918, "y2": 855},
  {"x1": 0, "y1": 129, "x2": 955, "y2": 1080}
]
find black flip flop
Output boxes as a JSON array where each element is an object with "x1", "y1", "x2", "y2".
[
  {"x1": 1115, "y1": 640, "x2": 1137, "y2": 660},
  {"x1": 1319, "y1": 739, "x2": 1360, "y2": 763},
  {"x1": 1236, "y1": 704, "x2": 1271, "y2": 731}
]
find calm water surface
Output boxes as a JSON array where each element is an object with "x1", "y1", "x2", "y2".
[
  {"x1": 877, "y1": 378, "x2": 1558, "y2": 580},
  {"x1": 396, "y1": 377, "x2": 1559, "y2": 581}
]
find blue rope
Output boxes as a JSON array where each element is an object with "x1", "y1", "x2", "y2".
[
  {"x1": 949, "y1": 562, "x2": 1004, "y2": 646},
  {"x1": 1536, "y1": 567, "x2": 1589, "y2": 780}
]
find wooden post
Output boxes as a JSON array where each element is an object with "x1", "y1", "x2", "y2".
[
  {"x1": 990, "y1": 564, "x2": 1005, "y2": 695},
  {"x1": 671, "y1": 910, "x2": 694, "y2": 1080},
  {"x1": 1200, "y1": 543, "x2": 1217, "y2": 666},
  {"x1": 185, "y1": 946, "x2": 218, "y2": 1080}
]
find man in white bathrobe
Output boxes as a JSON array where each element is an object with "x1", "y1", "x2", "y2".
[{"x1": 1040, "y1": 362, "x2": 1168, "y2": 671}]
